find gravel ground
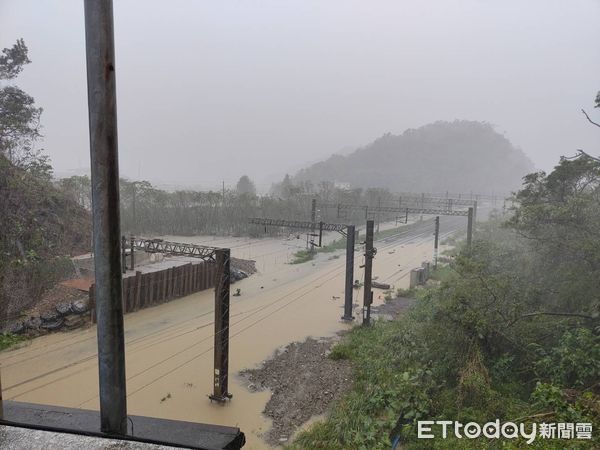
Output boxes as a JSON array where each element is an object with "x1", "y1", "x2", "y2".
[
  {"x1": 239, "y1": 296, "x2": 416, "y2": 447},
  {"x1": 240, "y1": 336, "x2": 352, "y2": 447}
]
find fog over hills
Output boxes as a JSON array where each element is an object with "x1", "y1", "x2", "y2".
[{"x1": 292, "y1": 120, "x2": 535, "y2": 194}]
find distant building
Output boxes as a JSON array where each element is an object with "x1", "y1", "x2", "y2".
[{"x1": 334, "y1": 181, "x2": 351, "y2": 190}]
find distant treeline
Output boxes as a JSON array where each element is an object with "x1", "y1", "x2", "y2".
[{"x1": 58, "y1": 175, "x2": 466, "y2": 237}]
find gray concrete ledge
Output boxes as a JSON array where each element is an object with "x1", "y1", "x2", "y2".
[{"x1": 0, "y1": 401, "x2": 245, "y2": 450}]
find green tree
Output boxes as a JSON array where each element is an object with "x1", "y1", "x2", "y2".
[
  {"x1": 59, "y1": 175, "x2": 91, "y2": 209},
  {"x1": 0, "y1": 39, "x2": 49, "y2": 178},
  {"x1": 508, "y1": 154, "x2": 600, "y2": 316},
  {"x1": 235, "y1": 175, "x2": 256, "y2": 196}
]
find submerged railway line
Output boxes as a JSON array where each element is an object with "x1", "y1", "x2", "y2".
[{"x1": 0, "y1": 215, "x2": 468, "y2": 448}]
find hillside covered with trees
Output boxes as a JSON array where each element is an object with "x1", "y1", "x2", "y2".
[
  {"x1": 0, "y1": 39, "x2": 90, "y2": 326},
  {"x1": 291, "y1": 121, "x2": 534, "y2": 194}
]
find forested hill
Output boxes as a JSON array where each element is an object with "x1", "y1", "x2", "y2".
[
  {"x1": 0, "y1": 155, "x2": 91, "y2": 324},
  {"x1": 293, "y1": 121, "x2": 535, "y2": 193}
]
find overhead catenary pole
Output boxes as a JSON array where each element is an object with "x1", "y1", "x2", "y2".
[
  {"x1": 121, "y1": 235, "x2": 127, "y2": 273},
  {"x1": 376, "y1": 197, "x2": 381, "y2": 233},
  {"x1": 210, "y1": 248, "x2": 232, "y2": 402},
  {"x1": 434, "y1": 216, "x2": 440, "y2": 269},
  {"x1": 342, "y1": 225, "x2": 355, "y2": 321},
  {"x1": 467, "y1": 207, "x2": 474, "y2": 249},
  {"x1": 130, "y1": 235, "x2": 135, "y2": 270},
  {"x1": 131, "y1": 182, "x2": 136, "y2": 235},
  {"x1": 310, "y1": 198, "x2": 317, "y2": 252},
  {"x1": 84, "y1": 0, "x2": 127, "y2": 435},
  {"x1": 363, "y1": 220, "x2": 375, "y2": 326}
]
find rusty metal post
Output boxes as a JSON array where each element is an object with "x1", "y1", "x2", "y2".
[
  {"x1": 363, "y1": 220, "x2": 375, "y2": 326},
  {"x1": 434, "y1": 216, "x2": 440, "y2": 269},
  {"x1": 210, "y1": 249, "x2": 232, "y2": 402},
  {"x1": 342, "y1": 225, "x2": 355, "y2": 321},
  {"x1": 467, "y1": 207, "x2": 474, "y2": 249},
  {"x1": 84, "y1": 0, "x2": 127, "y2": 435}
]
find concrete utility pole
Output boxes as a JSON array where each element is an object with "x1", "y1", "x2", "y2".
[
  {"x1": 467, "y1": 207, "x2": 474, "y2": 249},
  {"x1": 342, "y1": 225, "x2": 355, "y2": 321},
  {"x1": 434, "y1": 216, "x2": 440, "y2": 269},
  {"x1": 363, "y1": 220, "x2": 375, "y2": 326},
  {"x1": 210, "y1": 249, "x2": 232, "y2": 402},
  {"x1": 84, "y1": 0, "x2": 127, "y2": 435}
]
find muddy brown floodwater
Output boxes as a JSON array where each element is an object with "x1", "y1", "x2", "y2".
[{"x1": 0, "y1": 219, "x2": 459, "y2": 449}]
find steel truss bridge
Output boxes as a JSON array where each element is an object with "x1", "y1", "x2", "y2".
[{"x1": 130, "y1": 237, "x2": 221, "y2": 262}]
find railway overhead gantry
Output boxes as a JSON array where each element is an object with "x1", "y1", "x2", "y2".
[
  {"x1": 249, "y1": 217, "x2": 358, "y2": 321},
  {"x1": 122, "y1": 237, "x2": 233, "y2": 403},
  {"x1": 319, "y1": 201, "x2": 475, "y2": 247}
]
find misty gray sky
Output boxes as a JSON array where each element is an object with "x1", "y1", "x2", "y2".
[{"x1": 1, "y1": 0, "x2": 599, "y2": 192}]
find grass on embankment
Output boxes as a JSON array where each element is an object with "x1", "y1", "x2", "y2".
[
  {"x1": 287, "y1": 262, "x2": 598, "y2": 449},
  {"x1": 290, "y1": 249, "x2": 316, "y2": 264},
  {"x1": 289, "y1": 222, "x2": 420, "y2": 264},
  {"x1": 0, "y1": 333, "x2": 27, "y2": 351}
]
